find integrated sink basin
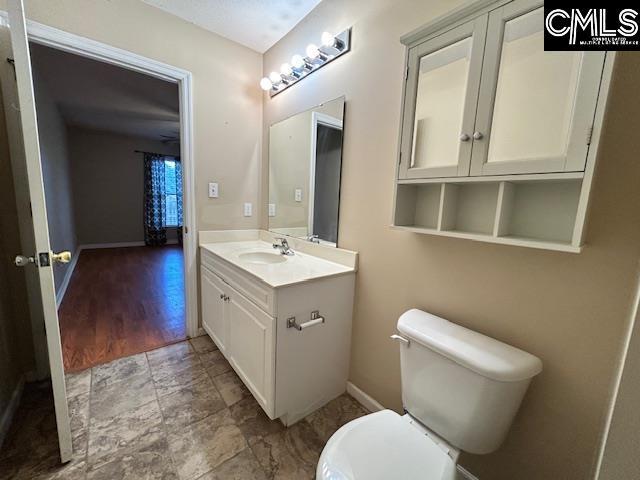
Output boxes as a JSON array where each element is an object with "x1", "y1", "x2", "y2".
[{"x1": 238, "y1": 251, "x2": 287, "y2": 265}]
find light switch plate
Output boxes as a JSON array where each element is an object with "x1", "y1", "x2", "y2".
[
  {"x1": 244, "y1": 202, "x2": 252, "y2": 217},
  {"x1": 208, "y1": 182, "x2": 219, "y2": 198},
  {"x1": 295, "y1": 188, "x2": 302, "y2": 202},
  {"x1": 268, "y1": 204, "x2": 276, "y2": 217}
]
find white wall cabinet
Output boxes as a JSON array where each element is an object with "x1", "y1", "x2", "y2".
[
  {"x1": 393, "y1": 0, "x2": 615, "y2": 252},
  {"x1": 200, "y1": 247, "x2": 355, "y2": 424},
  {"x1": 399, "y1": 0, "x2": 605, "y2": 180}
]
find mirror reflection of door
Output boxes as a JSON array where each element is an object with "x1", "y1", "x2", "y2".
[{"x1": 310, "y1": 112, "x2": 343, "y2": 245}]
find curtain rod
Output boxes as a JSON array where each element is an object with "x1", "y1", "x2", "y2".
[{"x1": 134, "y1": 149, "x2": 180, "y2": 157}]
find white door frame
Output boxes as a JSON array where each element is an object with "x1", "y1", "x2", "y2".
[
  {"x1": 1, "y1": 14, "x2": 199, "y2": 340},
  {"x1": 308, "y1": 112, "x2": 343, "y2": 246}
]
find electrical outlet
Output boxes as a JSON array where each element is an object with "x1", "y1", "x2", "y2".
[
  {"x1": 208, "y1": 182, "x2": 219, "y2": 198},
  {"x1": 295, "y1": 188, "x2": 302, "y2": 202},
  {"x1": 268, "y1": 203, "x2": 276, "y2": 217},
  {"x1": 244, "y1": 202, "x2": 252, "y2": 217}
]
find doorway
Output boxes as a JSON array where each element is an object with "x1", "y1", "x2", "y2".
[
  {"x1": 309, "y1": 111, "x2": 344, "y2": 245},
  {"x1": 30, "y1": 42, "x2": 188, "y2": 372},
  {"x1": 0, "y1": 8, "x2": 197, "y2": 465}
]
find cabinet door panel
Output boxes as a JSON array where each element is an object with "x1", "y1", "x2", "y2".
[
  {"x1": 201, "y1": 267, "x2": 228, "y2": 353},
  {"x1": 471, "y1": 0, "x2": 605, "y2": 176},
  {"x1": 227, "y1": 289, "x2": 275, "y2": 416},
  {"x1": 399, "y1": 16, "x2": 487, "y2": 179}
]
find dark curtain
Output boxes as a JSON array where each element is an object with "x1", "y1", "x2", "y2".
[
  {"x1": 144, "y1": 154, "x2": 167, "y2": 246},
  {"x1": 175, "y1": 158, "x2": 184, "y2": 245}
]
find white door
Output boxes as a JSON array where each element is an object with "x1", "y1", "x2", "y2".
[
  {"x1": 200, "y1": 267, "x2": 228, "y2": 353},
  {"x1": 227, "y1": 287, "x2": 275, "y2": 417},
  {"x1": 469, "y1": 0, "x2": 605, "y2": 176},
  {"x1": 6, "y1": 0, "x2": 72, "y2": 463},
  {"x1": 399, "y1": 16, "x2": 487, "y2": 179}
]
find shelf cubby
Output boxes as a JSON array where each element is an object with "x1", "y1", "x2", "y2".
[
  {"x1": 439, "y1": 183, "x2": 499, "y2": 235},
  {"x1": 394, "y1": 183, "x2": 441, "y2": 229},
  {"x1": 494, "y1": 179, "x2": 582, "y2": 244}
]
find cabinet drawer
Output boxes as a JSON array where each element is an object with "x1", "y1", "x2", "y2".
[{"x1": 201, "y1": 248, "x2": 276, "y2": 315}]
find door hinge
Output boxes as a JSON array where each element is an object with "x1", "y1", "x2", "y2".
[
  {"x1": 399, "y1": 151, "x2": 402, "y2": 165},
  {"x1": 405, "y1": 67, "x2": 409, "y2": 81},
  {"x1": 586, "y1": 126, "x2": 594, "y2": 145}
]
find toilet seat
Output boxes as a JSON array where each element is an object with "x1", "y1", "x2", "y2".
[{"x1": 316, "y1": 410, "x2": 458, "y2": 480}]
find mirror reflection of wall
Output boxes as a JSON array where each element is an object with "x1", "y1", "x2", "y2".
[{"x1": 268, "y1": 96, "x2": 345, "y2": 246}]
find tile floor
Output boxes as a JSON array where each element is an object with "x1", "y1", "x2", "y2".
[{"x1": 0, "y1": 335, "x2": 369, "y2": 480}]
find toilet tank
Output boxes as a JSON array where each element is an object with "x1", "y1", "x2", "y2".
[{"x1": 397, "y1": 309, "x2": 542, "y2": 455}]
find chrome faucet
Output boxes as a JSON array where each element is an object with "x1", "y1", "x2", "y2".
[
  {"x1": 273, "y1": 237, "x2": 294, "y2": 256},
  {"x1": 307, "y1": 234, "x2": 320, "y2": 244}
]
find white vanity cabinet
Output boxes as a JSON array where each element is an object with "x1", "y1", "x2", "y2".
[{"x1": 199, "y1": 239, "x2": 356, "y2": 425}]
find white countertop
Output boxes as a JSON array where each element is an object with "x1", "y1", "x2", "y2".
[{"x1": 200, "y1": 240, "x2": 355, "y2": 288}]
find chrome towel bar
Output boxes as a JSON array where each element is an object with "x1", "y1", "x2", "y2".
[{"x1": 287, "y1": 310, "x2": 325, "y2": 331}]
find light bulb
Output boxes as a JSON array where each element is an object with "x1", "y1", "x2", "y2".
[
  {"x1": 259, "y1": 77, "x2": 272, "y2": 91},
  {"x1": 269, "y1": 71, "x2": 282, "y2": 84},
  {"x1": 280, "y1": 63, "x2": 293, "y2": 76},
  {"x1": 306, "y1": 43, "x2": 320, "y2": 59},
  {"x1": 291, "y1": 54, "x2": 305, "y2": 69},
  {"x1": 321, "y1": 32, "x2": 335, "y2": 48}
]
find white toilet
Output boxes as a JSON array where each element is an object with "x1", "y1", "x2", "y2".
[{"x1": 317, "y1": 309, "x2": 543, "y2": 479}]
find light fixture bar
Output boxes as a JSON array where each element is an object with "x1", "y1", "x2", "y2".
[{"x1": 260, "y1": 28, "x2": 351, "y2": 98}]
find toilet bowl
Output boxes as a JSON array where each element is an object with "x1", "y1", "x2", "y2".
[
  {"x1": 317, "y1": 309, "x2": 543, "y2": 479},
  {"x1": 317, "y1": 410, "x2": 458, "y2": 480}
]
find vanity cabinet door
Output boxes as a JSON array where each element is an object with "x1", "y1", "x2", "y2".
[
  {"x1": 227, "y1": 287, "x2": 275, "y2": 417},
  {"x1": 399, "y1": 16, "x2": 487, "y2": 179},
  {"x1": 201, "y1": 267, "x2": 228, "y2": 353},
  {"x1": 469, "y1": 0, "x2": 605, "y2": 176}
]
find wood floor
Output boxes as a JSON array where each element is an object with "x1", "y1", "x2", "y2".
[{"x1": 59, "y1": 245, "x2": 186, "y2": 372}]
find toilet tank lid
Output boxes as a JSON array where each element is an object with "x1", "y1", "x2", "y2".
[{"x1": 397, "y1": 309, "x2": 542, "y2": 382}]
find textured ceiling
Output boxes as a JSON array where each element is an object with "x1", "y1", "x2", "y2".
[
  {"x1": 30, "y1": 43, "x2": 180, "y2": 142},
  {"x1": 140, "y1": 0, "x2": 323, "y2": 53}
]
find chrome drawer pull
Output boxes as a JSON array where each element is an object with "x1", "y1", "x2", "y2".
[{"x1": 287, "y1": 311, "x2": 325, "y2": 331}]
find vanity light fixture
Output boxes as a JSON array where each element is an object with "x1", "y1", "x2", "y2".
[{"x1": 259, "y1": 27, "x2": 351, "y2": 97}]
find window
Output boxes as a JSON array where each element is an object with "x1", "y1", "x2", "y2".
[{"x1": 164, "y1": 160, "x2": 179, "y2": 227}]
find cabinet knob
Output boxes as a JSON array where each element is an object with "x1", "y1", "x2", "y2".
[
  {"x1": 473, "y1": 131, "x2": 484, "y2": 140},
  {"x1": 459, "y1": 133, "x2": 470, "y2": 142}
]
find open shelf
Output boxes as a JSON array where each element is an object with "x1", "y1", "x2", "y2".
[
  {"x1": 394, "y1": 183, "x2": 441, "y2": 229},
  {"x1": 392, "y1": 175, "x2": 586, "y2": 252},
  {"x1": 494, "y1": 180, "x2": 582, "y2": 244},
  {"x1": 440, "y1": 183, "x2": 499, "y2": 235}
]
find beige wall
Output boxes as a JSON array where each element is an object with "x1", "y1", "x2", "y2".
[
  {"x1": 598, "y1": 282, "x2": 640, "y2": 480},
  {"x1": 263, "y1": 1, "x2": 640, "y2": 478},
  {"x1": 32, "y1": 62, "x2": 77, "y2": 293},
  {"x1": 4, "y1": 0, "x2": 263, "y2": 232},
  {"x1": 68, "y1": 127, "x2": 180, "y2": 245}
]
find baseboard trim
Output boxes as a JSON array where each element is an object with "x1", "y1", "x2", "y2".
[
  {"x1": 346, "y1": 381, "x2": 385, "y2": 412},
  {"x1": 79, "y1": 241, "x2": 145, "y2": 249},
  {"x1": 0, "y1": 376, "x2": 24, "y2": 449},
  {"x1": 457, "y1": 465, "x2": 480, "y2": 480},
  {"x1": 79, "y1": 240, "x2": 179, "y2": 250},
  {"x1": 56, "y1": 248, "x2": 80, "y2": 308}
]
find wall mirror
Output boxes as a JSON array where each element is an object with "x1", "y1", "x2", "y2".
[{"x1": 268, "y1": 96, "x2": 345, "y2": 246}]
